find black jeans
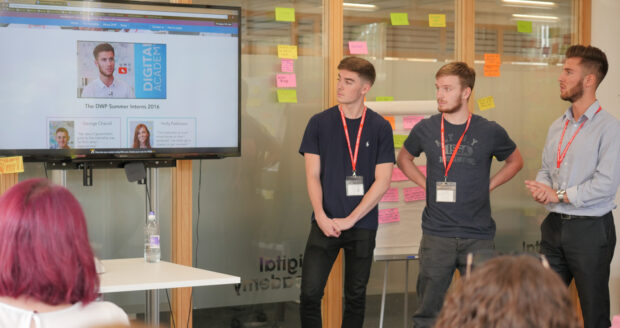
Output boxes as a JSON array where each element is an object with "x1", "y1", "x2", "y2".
[
  {"x1": 412, "y1": 234, "x2": 494, "y2": 328},
  {"x1": 541, "y1": 212, "x2": 616, "y2": 328},
  {"x1": 299, "y1": 221, "x2": 376, "y2": 328}
]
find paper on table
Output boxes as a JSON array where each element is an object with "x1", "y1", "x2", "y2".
[
  {"x1": 380, "y1": 188, "x2": 399, "y2": 202},
  {"x1": 404, "y1": 186, "x2": 426, "y2": 202},
  {"x1": 379, "y1": 208, "x2": 400, "y2": 224}
]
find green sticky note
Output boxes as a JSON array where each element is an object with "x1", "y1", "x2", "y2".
[
  {"x1": 275, "y1": 7, "x2": 295, "y2": 22},
  {"x1": 393, "y1": 135, "x2": 407, "y2": 148},
  {"x1": 277, "y1": 89, "x2": 297, "y2": 103},
  {"x1": 517, "y1": 20, "x2": 532, "y2": 33},
  {"x1": 376, "y1": 96, "x2": 394, "y2": 101},
  {"x1": 390, "y1": 13, "x2": 410, "y2": 26}
]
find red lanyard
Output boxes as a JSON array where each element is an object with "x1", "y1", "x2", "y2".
[
  {"x1": 441, "y1": 113, "x2": 472, "y2": 180},
  {"x1": 339, "y1": 105, "x2": 367, "y2": 175},
  {"x1": 556, "y1": 106, "x2": 601, "y2": 168}
]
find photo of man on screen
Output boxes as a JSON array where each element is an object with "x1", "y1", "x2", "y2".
[
  {"x1": 51, "y1": 127, "x2": 71, "y2": 149},
  {"x1": 81, "y1": 43, "x2": 134, "y2": 98}
]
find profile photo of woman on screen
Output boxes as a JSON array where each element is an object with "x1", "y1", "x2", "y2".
[{"x1": 132, "y1": 123, "x2": 151, "y2": 149}]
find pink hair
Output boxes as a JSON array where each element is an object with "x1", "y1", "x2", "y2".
[{"x1": 0, "y1": 178, "x2": 99, "y2": 305}]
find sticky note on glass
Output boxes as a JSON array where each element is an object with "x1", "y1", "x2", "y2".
[
  {"x1": 404, "y1": 186, "x2": 426, "y2": 202},
  {"x1": 477, "y1": 96, "x2": 495, "y2": 111},
  {"x1": 403, "y1": 116, "x2": 424, "y2": 130},
  {"x1": 484, "y1": 65, "x2": 500, "y2": 77},
  {"x1": 517, "y1": 20, "x2": 532, "y2": 33},
  {"x1": 376, "y1": 96, "x2": 394, "y2": 101},
  {"x1": 484, "y1": 53, "x2": 501, "y2": 66},
  {"x1": 380, "y1": 188, "x2": 399, "y2": 202},
  {"x1": 417, "y1": 165, "x2": 427, "y2": 177},
  {"x1": 281, "y1": 59, "x2": 294, "y2": 72},
  {"x1": 275, "y1": 7, "x2": 295, "y2": 22},
  {"x1": 392, "y1": 167, "x2": 408, "y2": 182},
  {"x1": 379, "y1": 208, "x2": 401, "y2": 224},
  {"x1": 0, "y1": 156, "x2": 24, "y2": 174},
  {"x1": 390, "y1": 13, "x2": 409, "y2": 26},
  {"x1": 393, "y1": 134, "x2": 407, "y2": 148},
  {"x1": 276, "y1": 74, "x2": 296, "y2": 88},
  {"x1": 428, "y1": 14, "x2": 446, "y2": 27},
  {"x1": 348, "y1": 41, "x2": 368, "y2": 55},
  {"x1": 384, "y1": 116, "x2": 395, "y2": 130},
  {"x1": 277, "y1": 45, "x2": 298, "y2": 59},
  {"x1": 277, "y1": 89, "x2": 297, "y2": 103}
]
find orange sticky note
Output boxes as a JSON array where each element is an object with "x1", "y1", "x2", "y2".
[
  {"x1": 0, "y1": 156, "x2": 24, "y2": 174},
  {"x1": 384, "y1": 116, "x2": 395, "y2": 130},
  {"x1": 484, "y1": 53, "x2": 501, "y2": 66},
  {"x1": 484, "y1": 65, "x2": 501, "y2": 77}
]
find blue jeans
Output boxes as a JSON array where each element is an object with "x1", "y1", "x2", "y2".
[
  {"x1": 299, "y1": 221, "x2": 376, "y2": 328},
  {"x1": 413, "y1": 234, "x2": 494, "y2": 328}
]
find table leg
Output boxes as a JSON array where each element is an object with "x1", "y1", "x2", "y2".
[
  {"x1": 379, "y1": 261, "x2": 388, "y2": 328},
  {"x1": 146, "y1": 289, "x2": 160, "y2": 327},
  {"x1": 404, "y1": 260, "x2": 409, "y2": 328}
]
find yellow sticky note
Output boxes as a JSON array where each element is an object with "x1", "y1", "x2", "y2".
[
  {"x1": 275, "y1": 7, "x2": 295, "y2": 22},
  {"x1": 517, "y1": 20, "x2": 533, "y2": 33},
  {"x1": 393, "y1": 135, "x2": 408, "y2": 148},
  {"x1": 376, "y1": 96, "x2": 394, "y2": 101},
  {"x1": 277, "y1": 45, "x2": 298, "y2": 59},
  {"x1": 384, "y1": 116, "x2": 396, "y2": 130},
  {"x1": 428, "y1": 14, "x2": 446, "y2": 27},
  {"x1": 477, "y1": 96, "x2": 496, "y2": 111},
  {"x1": 277, "y1": 89, "x2": 298, "y2": 103},
  {"x1": 390, "y1": 13, "x2": 410, "y2": 26},
  {"x1": 0, "y1": 156, "x2": 24, "y2": 174}
]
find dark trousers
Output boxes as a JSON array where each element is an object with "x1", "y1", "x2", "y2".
[
  {"x1": 299, "y1": 222, "x2": 376, "y2": 328},
  {"x1": 412, "y1": 234, "x2": 494, "y2": 328},
  {"x1": 541, "y1": 212, "x2": 616, "y2": 328}
]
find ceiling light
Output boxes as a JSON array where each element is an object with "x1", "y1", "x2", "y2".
[
  {"x1": 502, "y1": 0, "x2": 556, "y2": 7},
  {"x1": 343, "y1": 3, "x2": 377, "y2": 10},
  {"x1": 512, "y1": 13, "x2": 559, "y2": 21}
]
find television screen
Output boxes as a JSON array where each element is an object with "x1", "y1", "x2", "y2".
[{"x1": 0, "y1": 0, "x2": 240, "y2": 164}]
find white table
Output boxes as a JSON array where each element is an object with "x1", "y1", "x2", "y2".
[
  {"x1": 373, "y1": 246, "x2": 419, "y2": 328},
  {"x1": 99, "y1": 258, "x2": 240, "y2": 326}
]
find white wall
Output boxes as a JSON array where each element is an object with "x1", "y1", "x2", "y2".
[{"x1": 592, "y1": 0, "x2": 620, "y2": 317}]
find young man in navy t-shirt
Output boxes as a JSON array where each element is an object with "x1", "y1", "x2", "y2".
[
  {"x1": 397, "y1": 62, "x2": 523, "y2": 328},
  {"x1": 298, "y1": 57, "x2": 394, "y2": 327}
]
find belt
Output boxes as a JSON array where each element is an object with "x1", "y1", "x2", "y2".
[{"x1": 551, "y1": 212, "x2": 602, "y2": 220}]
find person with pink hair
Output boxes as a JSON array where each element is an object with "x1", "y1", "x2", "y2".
[{"x1": 0, "y1": 178, "x2": 129, "y2": 327}]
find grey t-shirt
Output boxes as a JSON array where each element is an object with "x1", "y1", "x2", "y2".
[{"x1": 404, "y1": 114, "x2": 516, "y2": 239}]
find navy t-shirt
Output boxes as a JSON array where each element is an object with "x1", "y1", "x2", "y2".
[
  {"x1": 299, "y1": 106, "x2": 395, "y2": 230},
  {"x1": 404, "y1": 114, "x2": 516, "y2": 239}
]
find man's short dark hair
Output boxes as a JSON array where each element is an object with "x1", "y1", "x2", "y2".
[
  {"x1": 565, "y1": 45, "x2": 608, "y2": 87},
  {"x1": 93, "y1": 43, "x2": 115, "y2": 59},
  {"x1": 337, "y1": 57, "x2": 376, "y2": 85},
  {"x1": 435, "y1": 62, "x2": 476, "y2": 92}
]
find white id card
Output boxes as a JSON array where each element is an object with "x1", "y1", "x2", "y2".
[
  {"x1": 436, "y1": 181, "x2": 457, "y2": 203},
  {"x1": 346, "y1": 176, "x2": 364, "y2": 196}
]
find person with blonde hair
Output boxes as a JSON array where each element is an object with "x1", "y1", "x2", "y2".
[{"x1": 434, "y1": 255, "x2": 580, "y2": 328}]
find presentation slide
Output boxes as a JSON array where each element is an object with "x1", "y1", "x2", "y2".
[{"x1": 0, "y1": 1, "x2": 239, "y2": 151}]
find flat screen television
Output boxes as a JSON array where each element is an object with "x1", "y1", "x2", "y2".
[{"x1": 0, "y1": 0, "x2": 240, "y2": 167}]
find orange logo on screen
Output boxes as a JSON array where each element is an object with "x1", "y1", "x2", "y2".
[{"x1": 118, "y1": 67, "x2": 128, "y2": 74}]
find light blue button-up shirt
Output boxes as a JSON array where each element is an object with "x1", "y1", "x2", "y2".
[{"x1": 536, "y1": 100, "x2": 620, "y2": 216}]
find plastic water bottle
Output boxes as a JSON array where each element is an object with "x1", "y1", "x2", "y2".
[{"x1": 144, "y1": 211, "x2": 160, "y2": 263}]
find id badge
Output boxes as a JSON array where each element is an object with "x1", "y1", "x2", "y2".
[
  {"x1": 346, "y1": 175, "x2": 364, "y2": 196},
  {"x1": 551, "y1": 168, "x2": 560, "y2": 190},
  {"x1": 436, "y1": 181, "x2": 456, "y2": 203}
]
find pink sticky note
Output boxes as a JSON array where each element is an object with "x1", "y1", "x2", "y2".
[
  {"x1": 281, "y1": 59, "x2": 294, "y2": 72},
  {"x1": 276, "y1": 74, "x2": 297, "y2": 88},
  {"x1": 380, "y1": 188, "x2": 399, "y2": 202},
  {"x1": 379, "y1": 208, "x2": 401, "y2": 224},
  {"x1": 404, "y1": 186, "x2": 426, "y2": 202},
  {"x1": 403, "y1": 116, "x2": 424, "y2": 130},
  {"x1": 348, "y1": 41, "x2": 368, "y2": 55},
  {"x1": 418, "y1": 165, "x2": 427, "y2": 177},
  {"x1": 392, "y1": 167, "x2": 408, "y2": 182}
]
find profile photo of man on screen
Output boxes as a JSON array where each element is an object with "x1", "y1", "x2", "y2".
[
  {"x1": 81, "y1": 43, "x2": 134, "y2": 98},
  {"x1": 51, "y1": 127, "x2": 71, "y2": 149}
]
